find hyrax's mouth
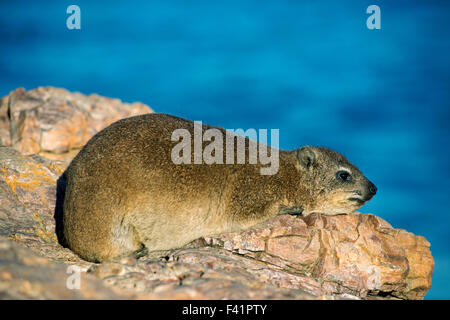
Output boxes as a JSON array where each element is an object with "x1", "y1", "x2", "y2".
[
  {"x1": 348, "y1": 197, "x2": 365, "y2": 204},
  {"x1": 347, "y1": 190, "x2": 368, "y2": 204},
  {"x1": 348, "y1": 188, "x2": 376, "y2": 204}
]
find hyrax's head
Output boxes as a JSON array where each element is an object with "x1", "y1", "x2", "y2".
[{"x1": 294, "y1": 146, "x2": 377, "y2": 216}]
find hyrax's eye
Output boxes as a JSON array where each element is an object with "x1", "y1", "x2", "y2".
[{"x1": 337, "y1": 170, "x2": 352, "y2": 182}]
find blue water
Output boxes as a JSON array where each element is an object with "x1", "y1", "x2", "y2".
[{"x1": 1, "y1": 0, "x2": 449, "y2": 299}]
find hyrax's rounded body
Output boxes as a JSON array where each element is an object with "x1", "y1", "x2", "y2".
[{"x1": 63, "y1": 113, "x2": 377, "y2": 262}]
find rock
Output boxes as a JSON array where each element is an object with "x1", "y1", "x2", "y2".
[
  {"x1": 0, "y1": 88, "x2": 435, "y2": 300},
  {"x1": 0, "y1": 87, "x2": 152, "y2": 162},
  {"x1": 205, "y1": 213, "x2": 434, "y2": 300},
  {"x1": 87, "y1": 248, "x2": 319, "y2": 300},
  {"x1": 0, "y1": 146, "x2": 84, "y2": 265},
  {"x1": 0, "y1": 239, "x2": 126, "y2": 299}
]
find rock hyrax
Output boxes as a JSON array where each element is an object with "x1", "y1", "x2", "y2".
[{"x1": 63, "y1": 113, "x2": 377, "y2": 262}]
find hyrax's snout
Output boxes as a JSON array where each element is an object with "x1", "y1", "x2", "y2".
[
  {"x1": 364, "y1": 181, "x2": 377, "y2": 200},
  {"x1": 368, "y1": 182, "x2": 377, "y2": 195}
]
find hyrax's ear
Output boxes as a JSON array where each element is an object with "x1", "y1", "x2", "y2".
[{"x1": 296, "y1": 146, "x2": 316, "y2": 170}]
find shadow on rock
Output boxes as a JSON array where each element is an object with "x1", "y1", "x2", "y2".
[{"x1": 54, "y1": 172, "x2": 68, "y2": 247}]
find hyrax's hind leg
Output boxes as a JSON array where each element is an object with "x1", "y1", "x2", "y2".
[
  {"x1": 69, "y1": 216, "x2": 144, "y2": 263},
  {"x1": 104, "y1": 218, "x2": 146, "y2": 261}
]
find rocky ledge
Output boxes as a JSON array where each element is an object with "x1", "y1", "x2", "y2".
[
  {"x1": 0, "y1": 87, "x2": 434, "y2": 299},
  {"x1": 0, "y1": 87, "x2": 151, "y2": 161}
]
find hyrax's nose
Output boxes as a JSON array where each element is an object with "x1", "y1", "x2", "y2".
[{"x1": 368, "y1": 182, "x2": 377, "y2": 195}]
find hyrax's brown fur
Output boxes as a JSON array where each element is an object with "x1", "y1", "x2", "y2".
[{"x1": 63, "y1": 113, "x2": 377, "y2": 262}]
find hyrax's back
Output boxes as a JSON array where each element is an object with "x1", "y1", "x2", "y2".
[{"x1": 63, "y1": 113, "x2": 238, "y2": 262}]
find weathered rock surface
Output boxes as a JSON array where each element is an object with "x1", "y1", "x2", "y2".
[
  {"x1": 205, "y1": 213, "x2": 434, "y2": 299},
  {"x1": 0, "y1": 87, "x2": 152, "y2": 161},
  {"x1": 0, "y1": 239, "x2": 125, "y2": 299},
  {"x1": 0, "y1": 88, "x2": 434, "y2": 300}
]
